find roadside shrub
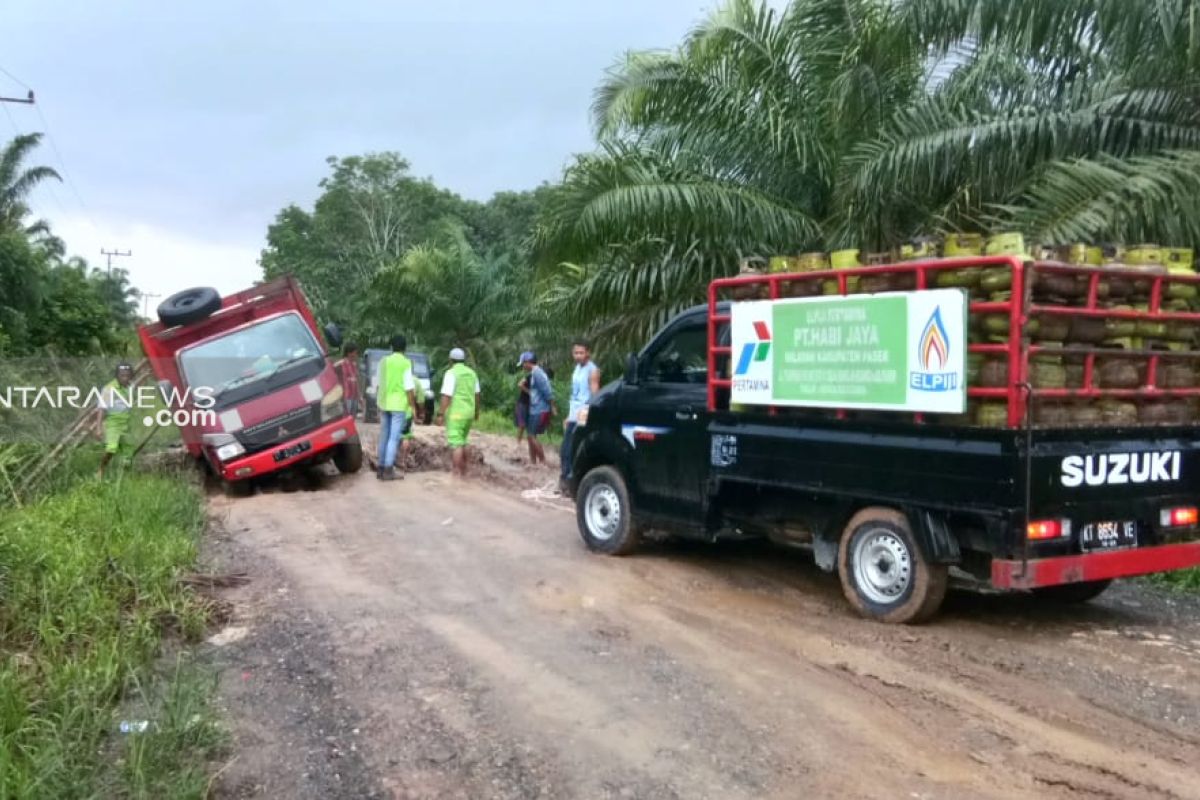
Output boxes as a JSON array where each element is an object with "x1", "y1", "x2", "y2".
[{"x1": 0, "y1": 473, "x2": 216, "y2": 798}]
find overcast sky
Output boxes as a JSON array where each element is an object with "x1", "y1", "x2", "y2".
[{"x1": 3, "y1": 0, "x2": 711, "y2": 309}]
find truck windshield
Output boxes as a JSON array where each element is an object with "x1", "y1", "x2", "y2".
[
  {"x1": 409, "y1": 353, "x2": 431, "y2": 379},
  {"x1": 180, "y1": 314, "x2": 322, "y2": 397}
]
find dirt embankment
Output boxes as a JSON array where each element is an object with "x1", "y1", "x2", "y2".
[{"x1": 199, "y1": 427, "x2": 1200, "y2": 799}]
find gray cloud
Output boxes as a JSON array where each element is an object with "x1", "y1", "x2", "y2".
[{"x1": 4, "y1": 0, "x2": 710, "y2": 259}]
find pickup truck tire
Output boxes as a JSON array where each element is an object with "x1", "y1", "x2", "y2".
[
  {"x1": 157, "y1": 287, "x2": 221, "y2": 326},
  {"x1": 1031, "y1": 579, "x2": 1112, "y2": 604},
  {"x1": 333, "y1": 441, "x2": 363, "y2": 474},
  {"x1": 576, "y1": 466, "x2": 640, "y2": 555},
  {"x1": 838, "y1": 508, "x2": 948, "y2": 624}
]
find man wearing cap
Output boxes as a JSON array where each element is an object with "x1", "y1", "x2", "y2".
[
  {"x1": 519, "y1": 351, "x2": 557, "y2": 466},
  {"x1": 376, "y1": 335, "x2": 418, "y2": 481},
  {"x1": 95, "y1": 361, "x2": 136, "y2": 477},
  {"x1": 436, "y1": 348, "x2": 481, "y2": 477}
]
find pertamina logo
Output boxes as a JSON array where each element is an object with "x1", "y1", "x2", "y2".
[
  {"x1": 735, "y1": 321, "x2": 771, "y2": 376},
  {"x1": 909, "y1": 307, "x2": 958, "y2": 392}
]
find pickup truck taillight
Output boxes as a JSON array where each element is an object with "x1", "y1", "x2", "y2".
[
  {"x1": 1160, "y1": 506, "x2": 1198, "y2": 527},
  {"x1": 1027, "y1": 519, "x2": 1070, "y2": 540}
]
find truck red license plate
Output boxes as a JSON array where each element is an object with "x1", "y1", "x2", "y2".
[
  {"x1": 1080, "y1": 520, "x2": 1137, "y2": 552},
  {"x1": 274, "y1": 440, "x2": 312, "y2": 462}
]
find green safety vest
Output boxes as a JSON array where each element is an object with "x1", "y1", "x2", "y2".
[
  {"x1": 378, "y1": 353, "x2": 413, "y2": 413},
  {"x1": 103, "y1": 379, "x2": 132, "y2": 420},
  {"x1": 447, "y1": 363, "x2": 478, "y2": 422}
]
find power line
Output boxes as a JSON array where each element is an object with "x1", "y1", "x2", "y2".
[
  {"x1": 33, "y1": 103, "x2": 92, "y2": 217},
  {"x1": 0, "y1": 63, "x2": 95, "y2": 224},
  {"x1": 140, "y1": 292, "x2": 162, "y2": 320},
  {"x1": 0, "y1": 65, "x2": 32, "y2": 91},
  {"x1": 0, "y1": 89, "x2": 34, "y2": 105},
  {"x1": 1, "y1": 98, "x2": 71, "y2": 219},
  {"x1": 101, "y1": 248, "x2": 132, "y2": 275}
]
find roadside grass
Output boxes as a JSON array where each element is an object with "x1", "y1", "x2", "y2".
[
  {"x1": 1146, "y1": 567, "x2": 1200, "y2": 592},
  {"x1": 0, "y1": 463, "x2": 224, "y2": 798}
]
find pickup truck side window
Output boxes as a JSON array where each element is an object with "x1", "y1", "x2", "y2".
[{"x1": 645, "y1": 324, "x2": 709, "y2": 384}]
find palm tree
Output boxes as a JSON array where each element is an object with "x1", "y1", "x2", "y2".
[
  {"x1": 0, "y1": 133, "x2": 61, "y2": 238},
  {"x1": 361, "y1": 221, "x2": 536, "y2": 366},
  {"x1": 537, "y1": 0, "x2": 1200, "y2": 347}
]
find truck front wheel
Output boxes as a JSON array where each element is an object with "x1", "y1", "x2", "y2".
[
  {"x1": 838, "y1": 508, "x2": 948, "y2": 624},
  {"x1": 333, "y1": 441, "x2": 363, "y2": 474},
  {"x1": 576, "y1": 466, "x2": 641, "y2": 555}
]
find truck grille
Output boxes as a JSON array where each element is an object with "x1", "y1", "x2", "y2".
[{"x1": 236, "y1": 404, "x2": 321, "y2": 453}]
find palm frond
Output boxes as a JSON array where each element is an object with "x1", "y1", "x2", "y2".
[{"x1": 998, "y1": 151, "x2": 1200, "y2": 245}]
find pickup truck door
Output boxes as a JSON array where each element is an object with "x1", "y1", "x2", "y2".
[{"x1": 619, "y1": 316, "x2": 712, "y2": 521}]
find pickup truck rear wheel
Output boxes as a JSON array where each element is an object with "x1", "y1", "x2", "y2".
[
  {"x1": 838, "y1": 508, "x2": 948, "y2": 624},
  {"x1": 576, "y1": 466, "x2": 640, "y2": 555},
  {"x1": 333, "y1": 441, "x2": 363, "y2": 474}
]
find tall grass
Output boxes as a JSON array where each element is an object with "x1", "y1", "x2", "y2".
[
  {"x1": 1148, "y1": 567, "x2": 1200, "y2": 592},
  {"x1": 0, "y1": 468, "x2": 222, "y2": 798}
]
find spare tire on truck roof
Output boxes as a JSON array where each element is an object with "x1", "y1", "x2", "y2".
[{"x1": 157, "y1": 287, "x2": 221, "y2": 326}]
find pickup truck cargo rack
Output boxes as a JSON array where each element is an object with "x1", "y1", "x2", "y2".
[{"x1": 707, "y1": 254, "x2": 1200, "y2": 427}]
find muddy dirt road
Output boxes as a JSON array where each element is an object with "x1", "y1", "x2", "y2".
[{"x1": 203, "y1": 430, "x2": 1200, "y2": 799}]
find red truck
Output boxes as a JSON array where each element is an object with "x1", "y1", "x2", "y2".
[{"x1": 138, "y1": 276, "x2": 362, "y2": 495}]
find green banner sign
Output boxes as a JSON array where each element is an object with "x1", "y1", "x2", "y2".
[{"x1": 730, "y1": 289, "x2": 968, "y2": 413}]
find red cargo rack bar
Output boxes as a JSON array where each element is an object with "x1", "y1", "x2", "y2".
[{"x1": 708, "y1": 255, "x2": 1200, "y2": 428}]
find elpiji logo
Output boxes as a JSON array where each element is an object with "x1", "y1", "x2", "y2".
[
  {"x1": 735, "y1": 321, "x2": 771, "y2": 375},
  {"x1": 909, "y1": 307, "x2": 958, "y2": 392}
]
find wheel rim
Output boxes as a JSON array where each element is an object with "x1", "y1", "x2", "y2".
[
  {"x1": 852, "y1": 527, "x2": 912, "y2": 605},
  {"x1": 585, "y1": 484, "x2": 621, "y2": 541}
]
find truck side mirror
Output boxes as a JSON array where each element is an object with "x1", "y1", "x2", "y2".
[
  {"x1": 625, "y1": 353, "x2": 639, "y2": 385},
  {"x1": 323, "y1": 322, "x2": 343, "y2": 349}
]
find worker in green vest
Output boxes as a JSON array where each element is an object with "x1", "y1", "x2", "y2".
[
  {"x1": 95, "y1": 361, "x2": 136, "y2": 478},
  {"x1": 376, "y1": 334, "x2": 418, "y2": 481},
  {"x1": 435, "y1": 347, "x2": 481, "y2": 478}
]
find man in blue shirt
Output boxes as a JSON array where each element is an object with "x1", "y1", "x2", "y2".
[
  {"x1": 561, "y1": 339, "x2": 600, "y2": 492},
  {"x1": 519, "y1": 351, "x2": 557, "y2": 466}
]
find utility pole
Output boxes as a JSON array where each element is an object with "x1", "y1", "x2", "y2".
[
  {"x1": 140, "y1": 292, "x2": 161, "y2": 320},
  {"x1": 101, "y1": 248, "x2": 131, "y2": 275},
  {"x1": 0, "y1": 89, "x2": 34, "y2": 105}
]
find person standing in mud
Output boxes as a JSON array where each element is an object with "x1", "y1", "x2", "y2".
[
  {"x1": 95, "y1": 361, "x2": 136, "y2": 478},
  {"x1": 519, "y1": 351, "x2": 557, "y2": 466},
  {"x1": 376, "y1": 335, "x2": 418, "y2": 481},
  {"x1": 436, "y1": 348, "x2": 481, "y2": 477}
]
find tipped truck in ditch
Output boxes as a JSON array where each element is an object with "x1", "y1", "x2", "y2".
[{"x1": 139, "y1": 276, "x2": 362, "y2": 495}]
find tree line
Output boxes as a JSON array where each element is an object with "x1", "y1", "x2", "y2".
[{"x1": 0, "y1": 133, "x2": 138, "y2": 355}]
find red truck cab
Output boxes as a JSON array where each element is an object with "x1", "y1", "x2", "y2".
[{"x1": 138, "y1": 276, "x2": 362, "y2": 493}]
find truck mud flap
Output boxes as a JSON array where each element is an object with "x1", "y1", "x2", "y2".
[{"x1": 909, "y1": 509, "x2": 961, "y2": 564}]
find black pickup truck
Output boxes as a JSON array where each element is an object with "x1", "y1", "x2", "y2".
[{"x1": 566, "y1": 257, "x2": 1200, "y2": 623}]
